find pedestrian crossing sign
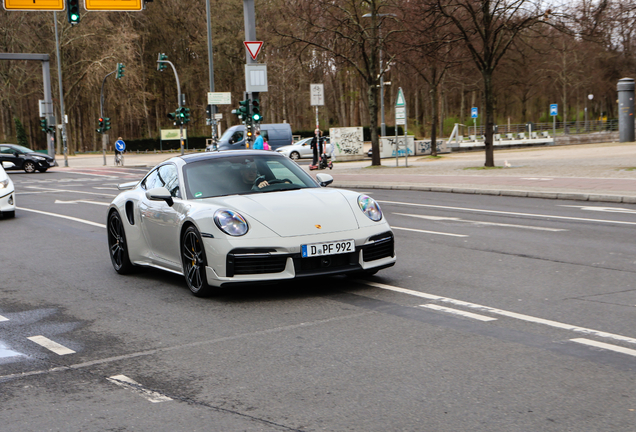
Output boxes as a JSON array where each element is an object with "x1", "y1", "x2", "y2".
[{"x1": 395, "y1": 88, "x2": 405, "y2": 107}]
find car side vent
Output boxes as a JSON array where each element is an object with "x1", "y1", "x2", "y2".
[{"x1": 125, "y1": 201, "x2": 135, "y2": 225}]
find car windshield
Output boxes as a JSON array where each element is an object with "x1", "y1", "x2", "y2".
[
  {"x1": 183, "y1": 154, "x2": 319, "y2": 199},
  {"x1": 219, "y1": 128, "x2": 238, "y2": 142},
  {"x1": 11, "y1": 145, "x2": 35, "y2": 154}
]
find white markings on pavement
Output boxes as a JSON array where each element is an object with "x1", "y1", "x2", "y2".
[
  {"x1": 420, "y1": 304, "x2": 497, "y2": 322},
  {"x1": 560, "y1": 205, "x2": 636, "y2": 214},
  {"x1": 24, "y1": 186, "x2": 117, "y2": 197},
  {"x1": 0, "y1": 315, "x2": 8, "y2": 322},
  {"x1": 361, "y1": 281, "x2": 636, "y2": 346},
  {"x1": 0, "y1": 342, "x2": 23, "y2": 359},
  {"x1": 19, "y1": 208, "x2": 106, "y2": 228},
  {"x1": 107, "y1": 375, "x2": 172, "y2": 403},
  {"x1": 379, "y1": 199, "x2": 636, "y2": 226},
  {"x1": 27, "y1": 336, "x2": 75, "y2": 355},
  {"x1": 571, "y1": 338, "x2": 636, "y2": 357},
  {"x1": 394, "y1": 212, "x2": 567, "y2": 232},
  {"x1": 392, "y1": 226, "x2": 468, "y2": 237},
  {"x1": 521, "y1": 178, "x2": 554, "y2": 181},
  {"x1": 54, "y1": 199, "x2": 110, "y2": 206}
]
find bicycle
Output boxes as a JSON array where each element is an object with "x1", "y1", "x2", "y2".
[{"x1": 114, "y1": 152, "x2": 124, "y2": 166}]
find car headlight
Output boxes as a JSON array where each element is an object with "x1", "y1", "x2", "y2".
[
  {"x1": 357, "y1": 195, "x2": 383, "y2": 221},
  {"x1": 31, "y1": 155, "x2": 45, "y2": 160},
  {"x1": 214, "y1": 209, "x2": 249, "y2": 236},
  {"x1": 0, "y1": 179, "x2": 8, "y2": 189}
]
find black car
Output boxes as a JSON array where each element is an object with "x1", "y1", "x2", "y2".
[{"x1": 0, "y1": 144, "x2": 56, "y2": 173}]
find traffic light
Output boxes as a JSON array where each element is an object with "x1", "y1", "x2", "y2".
[
  {"x1": 67, "y1": 0, "x2": 80, "y2": 25},
  {"x1": 116, "y1": 63, "x2": 125, "y2": 80},
  {"x1": 168, "y1": 111, "x2": 177, "y2": 124},
  {"x1": 183, "y1": 107, "x2": 191, "y2": 123},
  {"x1": 251, "y1": 97, "x2": 261, "y2": 122},
  {"x1": 157, "y1": 53, "x2": 168, "y2": 71},
  {"x1": 239, "y1": 98, "x2": 250, "y2": 120},
  {"x1": 40, "y1": 118, "x2": 48, "y2": 132},
  {"x1": 96, "y1": 117, "x2": 104, "y2": 134},
  {"x1": 205, "y1": 104, "x2": 212, "y2": 125},
  {"x1": 104, "y1": 118, "x2": 111, "y2": 131}
]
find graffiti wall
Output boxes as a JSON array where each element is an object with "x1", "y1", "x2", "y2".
[
  {"x1": 379, "y1": 136, "x2": 415, "y2": 158},
  {"x1": 330, "y1": 127, "x2": 364, "y2": 156},
  {"x1": 416, "y1": 140, "x2": 448, "y2": 155}
]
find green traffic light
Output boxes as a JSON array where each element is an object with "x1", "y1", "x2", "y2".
[{"x1": 252, "y1": 113, "x2": 261, "y2": 121}]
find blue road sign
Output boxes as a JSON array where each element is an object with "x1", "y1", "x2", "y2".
[
  {"x1": 115, "y1": 139, "x2": 126, "y2": 152},
  {"x1": 550, "y1": 104, "x2": 558, "y2": 116},
  {"x1": 471, "y1": 107, "x2": 478, "y2": 118}
]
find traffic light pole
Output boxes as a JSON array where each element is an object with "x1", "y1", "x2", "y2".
[
  {"x1": 156, "y1": 59, "x2": 184, "y2": 155},
  {"x1": 243, "y1": 0, "x2": 257, "y2": 148},
  {"x1": 205, "y1": 0, "x2": 218, "y2": 148},
  {"x1": 54, "y1": 12, "x2": 69, "y2": 167},
  {"x1": 100, "y1": 70, "x2": 116, "y2": 165}
]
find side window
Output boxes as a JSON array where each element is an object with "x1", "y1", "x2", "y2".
[
  {"x1": 141, "y1": 168, "x2": 160, "y2": 190},
  {"x1": 232, "y1": 131, "x2": 244, "y2": 143},
  {"x1": 158, "y1": 164, "x2": 181, "y2": 198},
  {"x1": 0, "y1": 146, "x2": 12, "y2": 154}
]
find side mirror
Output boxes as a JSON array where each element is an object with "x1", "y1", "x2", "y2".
[
  {"x1": 315, "y1": 173, "x2": 333, "y2": 187},
  {"x1": 146, "y1": 187, "x2": 174, "y2": 206},
  {"x1": 2, "y1": 161, "x2": 15, "y2": 169}
]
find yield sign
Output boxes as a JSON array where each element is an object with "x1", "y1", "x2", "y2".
[
  {"x1": 395, "y1": 87, "x2": 406, "y2": 107},
  {"x1": 244, "y1": 41, "x2": 264, "y2": 61}
]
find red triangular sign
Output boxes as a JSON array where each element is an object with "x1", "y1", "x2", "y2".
[{"x1": 244, "y1": 41, "x2": 263, "y2": 60}]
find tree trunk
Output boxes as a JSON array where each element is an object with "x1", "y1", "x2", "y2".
[
  {"x1": 430, "y1": 82, "x2": 437, "y2": 157},
  {"x1": 483, "y1": 69, "x2": 495, "y2": 167},
  {"x1": 368, "y1": 80, "x2": 380, "y2": 166}
]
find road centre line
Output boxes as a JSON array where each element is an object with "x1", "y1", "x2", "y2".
[
  {"x1": 378, "y1": 200, "x2": 636, "y2": 226},
  {"x1": 394, "y1": 212, "x2": 567, "y2": 232},
  {"x1": 360, "y1": 281, "x2": 636, "y2": 346},
  {"x1": 420, "y1": 304, "x2": 497, "y2": 322},
  {"x1": 107, "y1": 375, "x2": 172, "y2": 403},
  {"x1": 19, "y1": 207, "x2": 106, "y2": 228},
  {"x1": 27, "y1": 336, "x2": 75, "y2": 355},
  {"x1": 24, "y1": 186, "x2": 117, "y2": 197},
  {"x1": 55, "y1": 199, "x2": 110, "y2": 206},
  {"x1": 392, "y1": 226, "x2": 468, "y2": 237},
  {"x1": 571, "y1": 338, "x2": 636, "y2": 357},
  {"x1": 560, "y1": 205, "x2": 636, "y2": 214}
]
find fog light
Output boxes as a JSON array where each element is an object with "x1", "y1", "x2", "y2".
[{"x1": 8, "y1": 195, "x2": 13, "y2": 205}]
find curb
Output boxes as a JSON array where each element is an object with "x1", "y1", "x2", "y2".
[{"x1": 333, "y1": 184, "x2": 636, "y2": 204}]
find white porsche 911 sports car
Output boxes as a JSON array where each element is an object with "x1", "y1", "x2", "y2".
[{"x1": 107, "y1": 150, "x2": 395, "y2": 296}]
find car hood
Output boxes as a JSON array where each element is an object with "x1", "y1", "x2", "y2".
[
  {"x1": 207, "y1": 188, "x2": 359, "y2": 237},
  {"x1": 275, "y1": 144, "x2": 299, "y2": 152}
]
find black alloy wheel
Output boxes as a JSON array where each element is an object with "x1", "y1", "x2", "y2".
[
  {"x1": 290, "y1": 151, "x2": 300, "y2": 160},
  {"x1": 182, "y1": 226, "x2": 214, "y2": 297},
  {"x1": 107, "y1": 211, "x2": 134, "y2": 274},
  {"x1": 23, "y1": 161, "x2": 36, "y2": 173}
]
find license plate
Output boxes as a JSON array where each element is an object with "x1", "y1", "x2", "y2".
[{"x1": 301, "y1": 239, "x2": 355, "y2": 258}]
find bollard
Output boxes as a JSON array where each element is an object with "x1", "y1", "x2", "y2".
[{"x1": 617, "y1": 78, "x2": 635, "y2": 142}]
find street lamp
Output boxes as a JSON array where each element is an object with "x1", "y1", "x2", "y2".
[{"x1": 363, "y1": 12, "x2": 396, "y2": 138}]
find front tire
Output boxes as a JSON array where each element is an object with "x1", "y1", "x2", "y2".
[
  {"x1": 23, "y1": 161, "x2": 36, "y2": 173},
  {"x1": 107, "y1": 211, "x2": 135, "y2": 274},
  {"x1": 290, "y1": 151, "x2": 300, "y2": 160},
  {"x1": 2, "y1": 211, "x2": 15, "y2": 219},
  {"x1": 181, "y1": 226, "x2": 214, "y2": 297}
]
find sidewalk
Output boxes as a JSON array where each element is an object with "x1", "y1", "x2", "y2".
[{"x1": 57, "y1": 142, "x2": 636, "y2": 204}]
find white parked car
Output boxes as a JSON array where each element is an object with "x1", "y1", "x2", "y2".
[
  {"x1": 107, "y1": 151, "x2": 395, "y2": 296},
  {"x1": 276, "y1": 137, "x2": 332, "y2": 160},
  {"x1": 0, "y1": 163, "x2": 15, "y2": 218}
]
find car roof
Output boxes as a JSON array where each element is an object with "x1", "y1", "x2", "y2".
[{"x1": 178, "y1": 150, "x2": 285, "y2": 164}]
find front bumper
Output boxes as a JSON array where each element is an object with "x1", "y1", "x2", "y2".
[
  {"x1": 203, "y1": 229, "x2": 396, "y2": 288},
  {"x1": 0, "y1": 188, "x2": 16, "y2": 213}
]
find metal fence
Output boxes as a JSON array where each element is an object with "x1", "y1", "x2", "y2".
[{"x1": 461, "y1": 120, "x2": 618, "y2": 137}]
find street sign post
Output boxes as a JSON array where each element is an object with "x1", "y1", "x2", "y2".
[
  {"x1": 115, "y1": 139, "x2": 126, "y2": 152},
  {"x1": 471, "y1": 107, "x2": 478, "y2": 140},
  {"x1": 245, "y1": 64, "x2": 268, "y2": 92},
  {"x1": 244, "y1": 41, "x2": 263, "y2": 61},
  {"x1": 310, "y1": 84, "x2": 324, "y2": 130},
  {"x1": 207, "y1": 92, "x2": 231, "y2": 105},
  {"x1": 550, "y1": 104, "x2": 558, "y2": 140},
  {"x1": 395, "y1": 87, "x2": 407, "y2": 167},
  {"x1": 84, "y1": 0, "x2": 142, "y2": 11},
  {"x1": 3, "y1": 0, "x2": 64, "y2": 10}
]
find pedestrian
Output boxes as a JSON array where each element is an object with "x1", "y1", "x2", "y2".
[
  {"x1": 114, "y1": 136, "x2": 125, "y2": 166},
  {"x1": 310, "y1": 129, "x2": 323, "y2": 169},
  {"x1": 253, "y1": 130, "x2": 264, "y2": 150},
  {"x1": 263, "y1": 135, "x2": 270, "y2": 150}
]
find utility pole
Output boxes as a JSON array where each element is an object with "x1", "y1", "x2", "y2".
[
  {"x1": 54, "y1": 12, "x2": 69, "y2": 167},
  {"x1": 157, "y1": 55, "x2": 185, "y2": 155},
  {"x1": 244, "y1": 0, "x2": 256, "y2": 148},
  {"x1": 205, "y1": 0, "x2": 218, "y2": 147}
]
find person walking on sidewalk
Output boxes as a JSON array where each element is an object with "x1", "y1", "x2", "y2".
[
  {"x1": 253, "y1": 130, "x2": 264, "y2": 150},
  {"x1": 310, "y1": 129, "x2": 324, "y2": 169}
]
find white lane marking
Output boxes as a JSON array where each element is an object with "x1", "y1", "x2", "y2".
[
  {"x1": 107, "y1": 375, "x2": 172, "y2": 403},
  {"x1": 24, "y1": 186, "x2": 117, "y2": 197},
  {"x1": 0, "y1": 315, "x2": 8, "y2": 322},
  {"x1": 521, "y1": 178, "x2": 554, "y2": 181},
  {"x1": 571, "y1": 338, "x2": 636, "y2": 357},
  {"x1": 394, "y1": 212, "x2": 568, "y2": 232},
  {"x1": 420, "y1": 304, "x2": 497, "y2": 321},
  {"x1": 93, "y1": 187, "x2": 119, "y2": 190},
  {"x1": 360, "y1": 281, "x2": 636, "y2": 345},
  {"x1": 19, "y1": 207, "x2": 106, "y2": 228},
  {"x1": 560, "y1": 205, "x2": 636, "y2": 214},
  {"x1": 392, "y1": 226, "x2": 468, "y2": 237},
  {"x1": 0, "y1": 342, "x2": 23, "y2": 359},
  {"x1": 54, "y1": 199, "x2": 110, "y2": 206},
  {"x1": 27, "y1": 336, "x2": 75, "y2": 355},
  {"x1": 378, "y1": 200, "x2": 636, "y2": 226}
]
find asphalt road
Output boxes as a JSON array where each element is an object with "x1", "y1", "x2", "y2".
[{"x1": 1, "y1": 167, "x2": 635, "y2": 431}]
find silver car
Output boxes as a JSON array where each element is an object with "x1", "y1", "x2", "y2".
[{"x1": 276, "y1": 137, "x2": 332, "y2": 160}]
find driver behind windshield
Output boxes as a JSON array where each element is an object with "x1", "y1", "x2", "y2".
[{"x1": 239, "y1": 162, "x2": 269, "y2": 190}]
